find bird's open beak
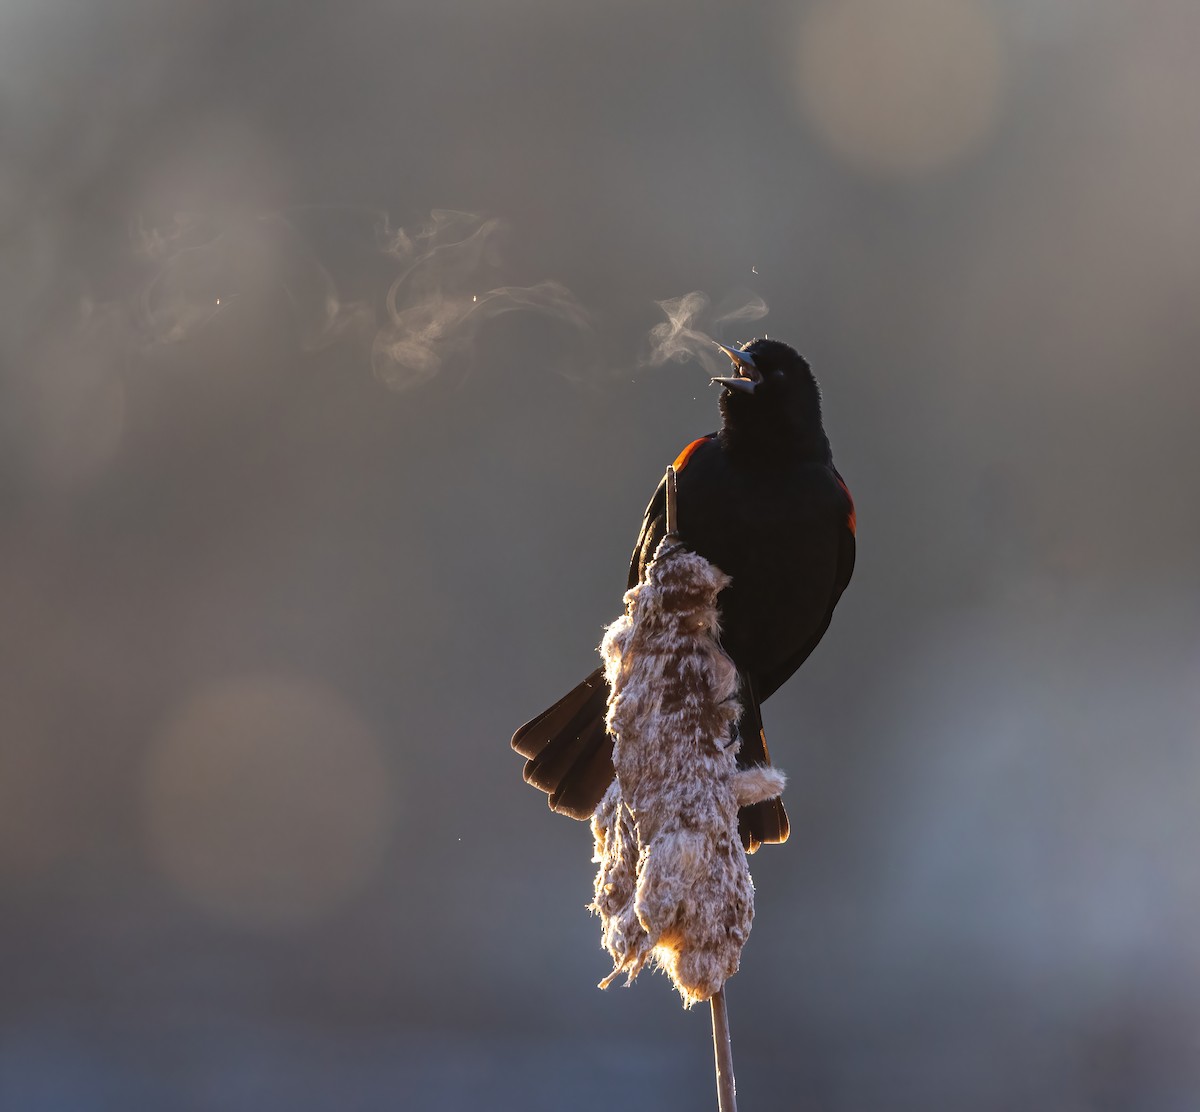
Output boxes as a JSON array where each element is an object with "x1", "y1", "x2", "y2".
[{"x1": 710, "y1": 342, "x2": 762, "y2": 394}]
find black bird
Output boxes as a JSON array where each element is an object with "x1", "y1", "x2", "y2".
[{"x1": 512, "y1": 338, "x2": 855, "y2": 851}]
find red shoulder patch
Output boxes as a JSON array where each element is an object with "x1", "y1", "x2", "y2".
[
  {"x1": 672, "y1": 435, "x2": 714, "y2": 473},
  {"x1": 834, "y1": 471, "x2": 856, "y2": 536}
]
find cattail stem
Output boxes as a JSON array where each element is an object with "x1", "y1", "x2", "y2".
[
  {"x1": 664, "y1": 464, "x2": 740, "y2": 1109},
  {"x1": 710, "y1": 986, "x2": 738, "y2": 1111},
  {"x1": 666, "y1": 466, "x2": 679, "y2": 535}
]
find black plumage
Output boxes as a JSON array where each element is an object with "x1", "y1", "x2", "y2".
[{"x1": 512, "y1": 339, "x2": 855, "y2": 851}]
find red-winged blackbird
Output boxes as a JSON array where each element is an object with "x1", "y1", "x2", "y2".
[{"x1": 512, "y1": 338, "x2": 855, "y2": 851}]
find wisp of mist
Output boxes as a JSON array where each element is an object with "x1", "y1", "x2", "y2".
[
  {"x1": 131, "y1": 207, "x2": 593, "y2": 389},
  {"x1": 643, "y1": 289, "x2": 769, "y2": 377}
]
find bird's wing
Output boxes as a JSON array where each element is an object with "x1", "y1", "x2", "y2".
[{"x1": 755, "y1": 519, "x2": 856, "y2": 701}]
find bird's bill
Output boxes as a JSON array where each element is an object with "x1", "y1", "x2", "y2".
[{"x1": 710, "y1": 341, "x2": 762, "y2": 393}]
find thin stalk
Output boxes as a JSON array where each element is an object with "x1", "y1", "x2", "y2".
[
  {"x1": 666, "y1": 465, "x2": 679, "y2": 534},
  {"x1": 670, "y1": 461, "x2": 738, "y2": 1110},
  {"x1": 710, "y1": 986, "x2": 737, "y2": 1111}
]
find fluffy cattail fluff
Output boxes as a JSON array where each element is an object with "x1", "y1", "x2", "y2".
[{"x1": 591, "y1": 536, "x2": 786, "y2": 1005}]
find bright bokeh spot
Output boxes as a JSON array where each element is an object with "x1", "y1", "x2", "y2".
[
  {"x1": 143, "y1": 676, "x2": 397, "y2": 931},
  {"x1": 794, "y1": 0, "x2": 1006, "y2": 177}
]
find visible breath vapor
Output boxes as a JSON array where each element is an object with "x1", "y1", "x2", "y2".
[
  {"x1": 130, "y1": 208, "x2": 593, "y2": 389},
  {"x1": 371, "y1": 211, "x2": 592, "y2": 389},
  {"x1": 644, "y1": 289, "x2": 769, "y2": 376}
]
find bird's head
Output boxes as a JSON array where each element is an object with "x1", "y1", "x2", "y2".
[{"x1": 711, "y1": 338, "x2": 827, "y2": 458}]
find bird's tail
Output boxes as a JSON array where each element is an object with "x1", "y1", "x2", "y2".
[
  {"x1": 732, "y1": 679, "x2": 790, "y2": 853},
  {"x1": 512, "y1": 667, "x2": 614, "y2": 820},
  {"x1": 512, "y1": 667, "x2": 789, "y2": 852}
]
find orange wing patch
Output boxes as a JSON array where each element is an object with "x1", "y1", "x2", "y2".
[
  {"x1": 834, "y1": 472, "x2": 856, "y2": 536},
  {"x1": 672, "y1": 435, "x2": 714, "y2": 473}
]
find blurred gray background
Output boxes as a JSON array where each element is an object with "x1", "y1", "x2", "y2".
[{"x1": 3, "y1": 1, "x2": 1200, "y2": 1109}]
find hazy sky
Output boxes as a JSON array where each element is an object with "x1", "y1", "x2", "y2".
[{"x1": 3, "y1": 2, "x2": 1200, "y2": 1108}]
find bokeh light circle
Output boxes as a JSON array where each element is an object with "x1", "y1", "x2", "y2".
[
  {"x1": 143, "y1": 676, "x2": 397, "y2": 931},
  {"x1": 794, "y1": 0, "x2": 1006, "y2": 177}
]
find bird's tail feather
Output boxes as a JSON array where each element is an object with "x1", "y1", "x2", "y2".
[
  {"x1": 512, "y1": 666, "x2": 789, "y2": 846},
  {"x1": 512, "y1": 668, "x2": 614, "y2": 820},
  {"x1": 734, "y1": 677, "x2": 790, "y2": 853}
]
